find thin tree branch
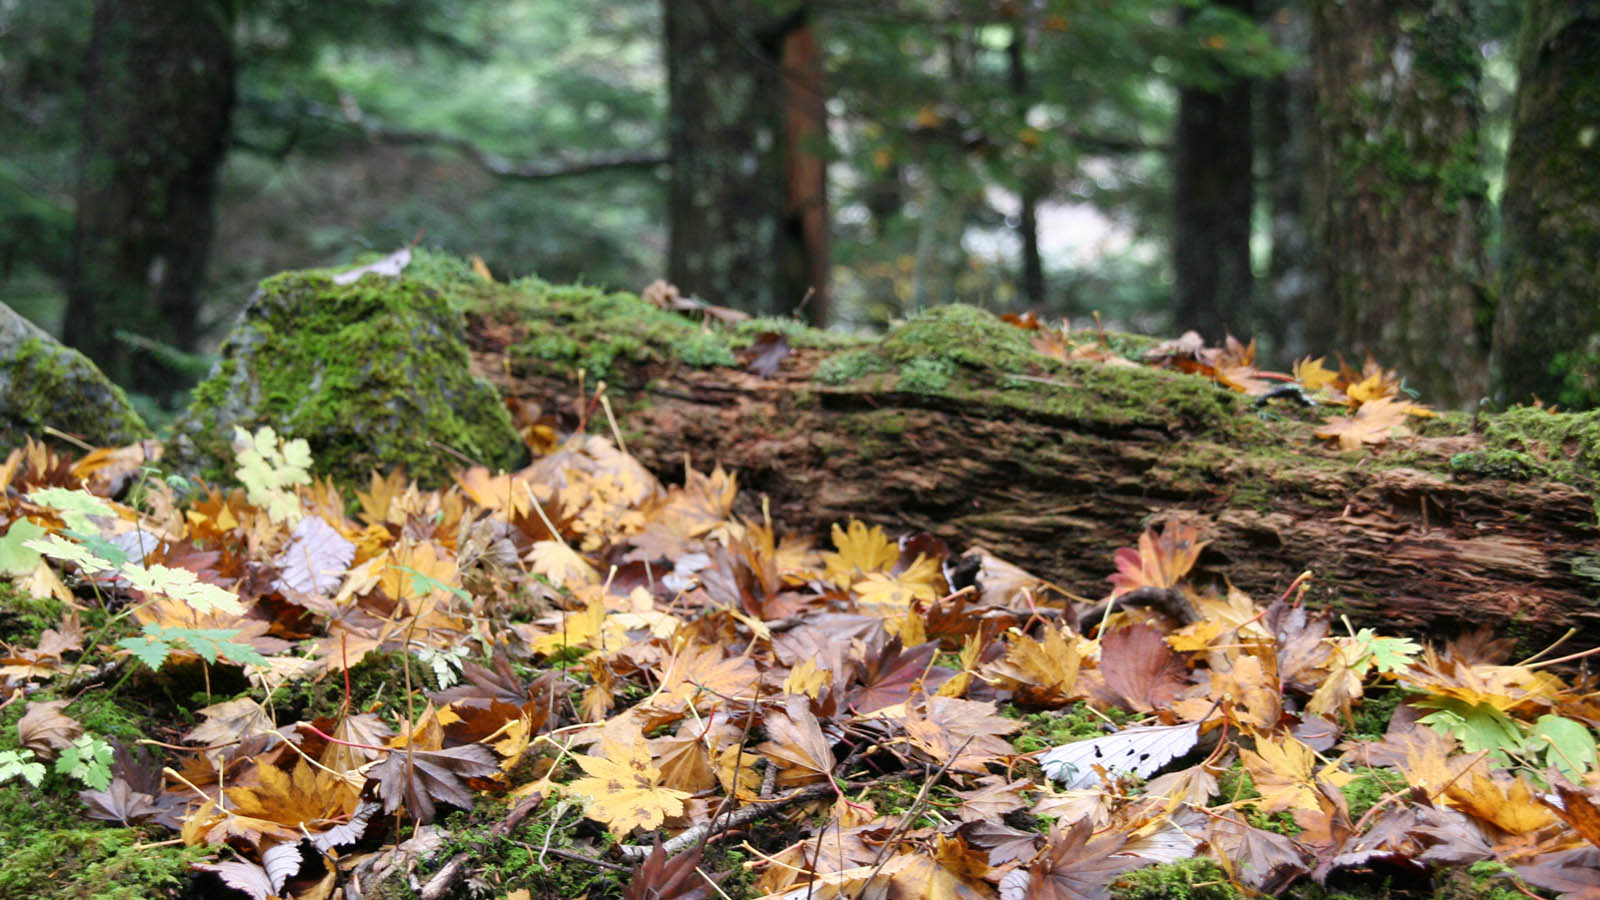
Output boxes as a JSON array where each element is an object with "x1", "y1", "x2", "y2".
[
  {"x1": 277, "y1": 99, "x2": 670, "y2": 181},
  {"x1": 615, "y1": 781, "x2": 838, "y2": 860}
]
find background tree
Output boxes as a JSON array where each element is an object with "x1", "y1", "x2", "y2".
[
  {"x1": 1311, "y1": 0, "x2": 1491, "y2": 408},
  {"x1": 664, "y1": 1, "x2": 826, "y2": 319},
  {"x1": 65, "y1": 0, "x2": 234, "y2": 400},
  {"x1": 53, "y1": 0, "x2": 593, "y2": 407},
  {"x1": 1171, "y1": 0, "x2": 1256, "y2": 341},
  {"x1": 1491, "y1": 0, "x2": 1600, "y2": 407},
  {"x1": 1257, "y1": 1, "x2": 1318, "y2": 363}
]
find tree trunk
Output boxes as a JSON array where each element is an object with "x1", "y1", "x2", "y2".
[
  {"x1": 1491, "y1": 0, "x2": 1600, "y2": 408},
  {"x1": 1311, "y1": 0, "x2": 1490, "y2": 409},
  {"x1": 1260, "y1": 2, "x2": 1318, "y2": 364},
  {"x1": 64, "y1": 0, "x2": 233, "y2": 400},
  {"x1": 1009, "y1": 25, "x2": 1047, "y2": 308},
  {"x1": 471, "y1": 304, "x2": 1600, "y2": 654},
  {"x1": 665, "y1": 1, "x2": 826, "y2": 319},
  {"x1": 779, "y1": 15, "x2": 829, "y2": 326},
  {"x1": 1172, "y1": 0, "x2": 1256, "y2": 342}
]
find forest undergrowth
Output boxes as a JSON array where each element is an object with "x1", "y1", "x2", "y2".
[{"x1": 1, "y1": 342, "x2": 1599, "y2": 900}]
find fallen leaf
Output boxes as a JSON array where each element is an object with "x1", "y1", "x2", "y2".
[{"x1": 368, "y1": 744, "x2": 500, "y2": 825}]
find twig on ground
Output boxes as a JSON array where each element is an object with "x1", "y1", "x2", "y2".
[{"x1": 615, "y1": 781, "x2": 837, "y2": 860}]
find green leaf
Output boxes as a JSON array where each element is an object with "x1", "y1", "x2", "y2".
[
  {"x1": 120, "y1": 563, "x2": 244, "y2": 616},
  {"x1": 1416, "y1": 698, "x2": 1525, "y2": 756},
  {"x1": 128, "y1": 625, "x2": 267, "y2": 668},
  {"x1": 65, "y1": 529, "x2": 130, "y2": 568},
  {"x1": 397, "y1": 564, "x2": 470, "y2": 602},
  {"x1": 1349, "y1": 628, "x2": 1420, "y2": 676},
  {"x1": 55, "y1": 734, "x2": 113, "y2": 790},
  {"x1": 0, "y1": 749, "x2": 46, "y2": 788},
  {"x1": 24, "y1": 534, "x2": 118, "y2": 574},
  {"x1": 117, "y1": 634, "x2": 174, "y2": 670},
  {"x1": 1531, "y1": 715, "x2": 1598, "y2": 777},
  {"x1": 27, "y1": 487, "x2": 116, "y2": 533},
  {"x1": 0, "y1": 518, "x2": 46, "y2": 576},
  {"x1": 232, "y1": 425, "x2": 312, "y2": 525}
]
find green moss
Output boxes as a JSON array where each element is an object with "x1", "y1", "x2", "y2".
[
  {"x1": 0, "y1": 820, "x2": 205, "y2": 900},
  {"x1": 433, "y1": 796, "x2": 629, "y2": 899},
  {"x1": 731, "y1": 316, "x2": 869, "y2": 351},
  {"x1": 1211, "y1": 766, "x2": 1300, "y2": 836},
  {"x1": 0, "y1": 335, "x2": 151, "y2": 447},
  {"x1": 266, "y1": 649, "x2": 413, "y2": 723},
  {"x1": 1431, "y1": 861, "x2": 1533, "y2": 900},
  {"x1": 173, "y1": 252, "x2": 524, "y2": 487},
  {"x1": 815, "y1": 348, "x2": 892, "y2": 385},
  {"x1": 1449, "y1": 449, "x2": 1543, "y2": 481},
  {"x1": 1340, "y1": 767, "x2": 1409, "y2": 820},
  {"x1": 0, "y1": 580, "x2": 67, "y2": 647},
  {"x1": 1111, "y1": 858, "x2": 1241, "y2": 900},
  {"x1": 492, "y1": 277, "x2": 737, "y2": 380},
  {"x1": 1006, "y1": 702, "x2": 1133, "y2": 754},
  {"x1": 677, "y1": 331, "x2": 738, "y2": 368},
  {"x1": 0, "y1": 699, "x2": 203, "y2": 900},
  {"x1": 896, "y1": 356, "x2": 953, "y2": 393},
  {"x1": 1349, "y1": 685, "x2": 1405, "y2": 740},
  {"x1": 1479, "y1": 406, "x2": 1600, "y2": 496},
  {"x1": 879, "y1": 304, "x2": 1044, "y2": 375}
]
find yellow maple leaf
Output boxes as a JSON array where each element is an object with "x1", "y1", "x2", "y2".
[
  {"x1": 527, "y1": 539, "x2": 599, "y2": 589},
  {"x1": 854, "y1": 553, "x2": 942, "y2": 609},
  {"x1": 529, "y1": 594, "x2": 607, "y2": 656},
  {"x1": 1316, "y1": 395, "x2": 1419, "y2": 451},
  {"x1": 566, "y1": 730, "x2": 691, "y2": 835},
  {"x1": 1294, "y1": 356, "x2": 1338, "y2": 392},
  {"x1": 784, "y1": 658, "x2": 830, "y2": 698},
  {"x1": 821, "y1": 519, "x2": 900, "y2": 587},
  {"x1": 1241, "y1": 734, "x2": 1349, "y2": 815},
  {"x1": 1449, "y1": 771, "x2": 1557, "y2": 834},
  {"x1": 225, "y1": 759, "x2": 359, "y2": 827}
]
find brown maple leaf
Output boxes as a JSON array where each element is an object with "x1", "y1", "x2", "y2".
[
  {"x1": 1001, "y1": 819, "x2": 1147, "y2": 900},
  {"x1": 1206, "y1": 814, "x2": 1308, "y2": 892},
  {"x1": 1516, "y1": 848, "x2": 1600, "y2": 900},
  {"x1": 622, "y1": 840, "x2": 724, "y2": 900},
  {"x1": 1541, "y1": 770, "x2": 1600, "y2": 850},
  {"x1": 17, "y1": 699, "x2": 81, "y2": 759},
  {"x1": 903, "y1": 697, "x2": 1020, "y2": 774},
  {"x1": 1099, "y1": 624, "x2": 1190, "y2": 713},
  {"x1": 850, "y1": 636, "x2": 948, "y2": 714},
  {"x1": 367, "y1": 743, "x2": 500, "y2": 825},
  {"x1": 756, "y1": 694, "x2": 837, "y2": 788}
]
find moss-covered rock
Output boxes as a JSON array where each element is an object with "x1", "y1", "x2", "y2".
[
  {"x1": 167, "y1": 259, "x2": 523, "y2": 487},
  {"x1": 0, "y1": 303, "x2": 152, "y2": 448}
]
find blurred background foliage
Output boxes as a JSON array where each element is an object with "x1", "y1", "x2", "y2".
[{"x1": 0, "y1": 0, "x2": 1562, "y2": 416}]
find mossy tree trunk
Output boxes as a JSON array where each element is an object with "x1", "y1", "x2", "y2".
[
  {"x1": 1491, "y1": 1, "x2": 1600, "y2": 408},
  {"x1": 64, "y1": 0, "x2": 233, "y2": 400},
  {"x1": 1172, "y1": 0, "x2": 1256, "y2": 341},
  {"x1": 1311, "y1": 0, "x2": 1490, "y2": 409},
  {"x1": 664, "y1": 1, "x2": 827, "y2": 319}
]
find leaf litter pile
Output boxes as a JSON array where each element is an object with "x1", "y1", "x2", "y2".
[{"x1": 2, "y1": 402, "x2": 1599, "y2": 899}]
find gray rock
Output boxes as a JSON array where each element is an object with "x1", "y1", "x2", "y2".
[
  {"x1": 0, "y1": 302, "x2": 152, "y2": 448},
  {"x1": 167, "y1": 262, "x2": 524, "y2": 487}
]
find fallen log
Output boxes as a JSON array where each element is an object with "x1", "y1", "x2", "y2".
[{"x1": 462, "y1": 283, "x2": 1600, "y2": 652}]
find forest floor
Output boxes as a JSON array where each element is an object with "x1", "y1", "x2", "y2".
[{"x1": 2, "y1": 277, "x2": 1600, "y2": 899}]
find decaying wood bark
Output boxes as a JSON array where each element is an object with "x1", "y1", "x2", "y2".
[{"x1": 466, "y1": 311, "x2": 1600, "y2": 653}]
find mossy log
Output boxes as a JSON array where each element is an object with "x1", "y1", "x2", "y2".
[
  {"x1": 276, "y1": 254, "x2": 1592, "y2": 651},
  {"x1": 458, "y1": 291, "x2": 1600, "y2": 654}
]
